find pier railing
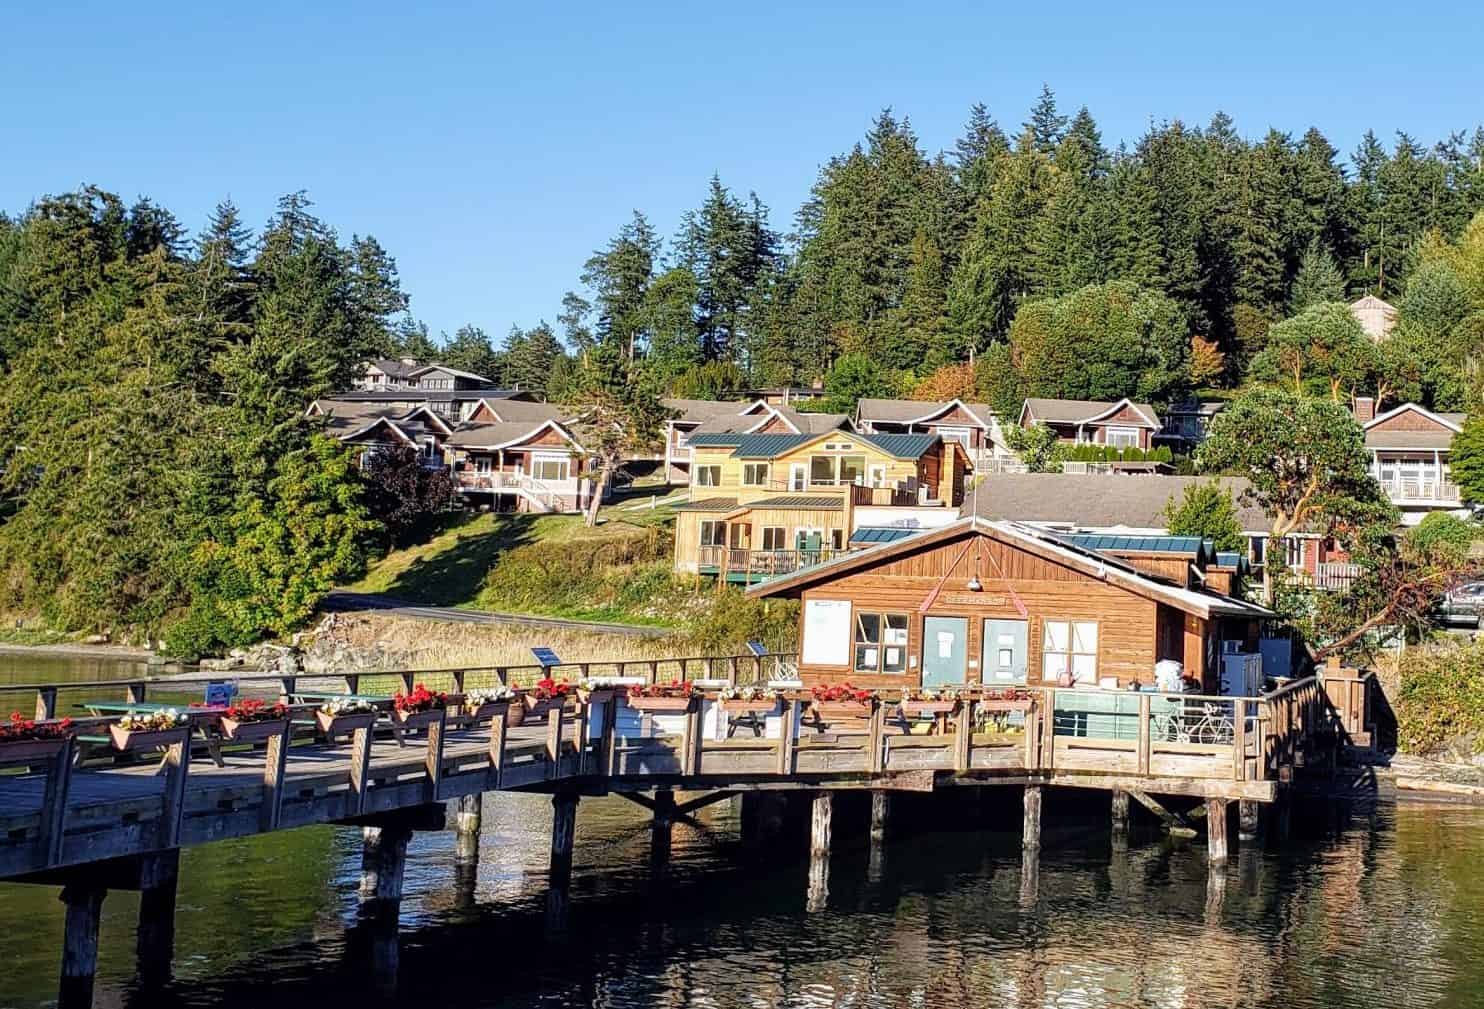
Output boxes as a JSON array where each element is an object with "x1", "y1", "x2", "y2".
[{"x1": 0, "y1": 663, "x2": 1358, "y2": 881}]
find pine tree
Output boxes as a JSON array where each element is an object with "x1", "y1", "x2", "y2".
[
  {"x1": 346, "y1": 234, "x2": 409, "y2": 362},
  {"x1": 580, "y1": 211, "x2": 658, "y2": 359},
  {"x1": 1033, "y1": 108, "x2": 1112, "y2": 294},
  {"x1": 1290, "y1": 239, "x2": 1348, "y2": 309},
  {"x1": 441, "y1": 324, "x2": 500, "y2": 379},
  {"x1": 1023, "y1": 84, "x2": 1068, "y2": 155},
  {"x1": 954, "y1": 103, "x2": 1010, "y2": 206}
]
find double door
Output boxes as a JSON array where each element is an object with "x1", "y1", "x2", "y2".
[{"x1": 918, "y1": 616, "x2": 1028, "y2": 686}]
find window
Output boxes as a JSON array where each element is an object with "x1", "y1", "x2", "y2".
[
  {"x1": 742, "y1": 463, "x2": 770, "y2": 487},
  {"x1": 809, "y1": 456, "x2": 837, "y2": 485},
  {"x1": 829, "y1": 529, "x2": 845, "y2": 550},
  {"x1": 699, "y1": 521, "x2": 725, "y2": 547},
  {"x1": 854, "y1": 612, "x2": 909, "y2": 674},
  {"x1": 474, "y1": 455, "x2": 493, "y2": 474},
  {"x1": 839, "y1": 455, "x2": 867, "y2": 485},
  {"x1": 937, "y1": 426, "x2": 973, "y2": 450},
  {"x1": 761, "y1": 527, "x2": 786, "y2": 550},
  {"x1": 1285, "y1": 537, "x2": 1304, "y2": 568},
  {"x1": 1105, "y1": 427, "x2": 1140, "y2": 448},
  {"x1": 1042, "y1": 620, "x2": 1098, "y2": 682},
  {"x1": 695, "y1": 465, "x2": 721, "y2": 487},
  {"x1": 531, "y1": 455, "x2": 570, "y2": 482}
]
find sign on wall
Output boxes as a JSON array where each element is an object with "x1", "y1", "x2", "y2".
[{"x1": 801, "y1": 599, "x2": 851, "y2": 666}]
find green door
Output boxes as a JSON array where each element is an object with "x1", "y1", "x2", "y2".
[
  {"x1": 982, "y1": 619, "x2": 1029, "y2": 684},
  {"x1": 922, "y1": 616, "x2": 968, "y2": 686}
]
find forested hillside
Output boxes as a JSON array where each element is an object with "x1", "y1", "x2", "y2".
[
  {"x1": 562, "y1": 91, "x2": 1484, "y2": 408},
  {"x1": 3, "y1": 88, "x2": 1483, "y2": 648},
  {"x1": 0, "y1": 192, "x2": 396, "y2": 650}
]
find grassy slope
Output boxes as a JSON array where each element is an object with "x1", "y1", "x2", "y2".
[{"x1": 346, "y1": 500, "x2": 678, "y2": 610}]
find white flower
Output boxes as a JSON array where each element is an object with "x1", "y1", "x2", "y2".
[
  {"x1": 320, "y1": 697, "x2": 373, "y2": 715},
  {"x1": 466, "y1": 686, "x2": 516, "y2": 708}
]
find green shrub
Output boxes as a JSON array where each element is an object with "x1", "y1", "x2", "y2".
[{"x1": 1393, "y1": 638, "x2": 1484, "y2": 755}]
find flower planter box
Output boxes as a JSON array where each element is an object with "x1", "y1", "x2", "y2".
[
  {"x1": 900, "y1": 700, "x2": 959, "y2": 716},
  {"x1": 0, "y1": 737, "x2": 71, "y2": 764},
  {"x1": 109, "y1": 724, "x2": 189, "y2": 752},
  {"x1": 522, "y1": 696, "x2": 570, "y2": 720},
  {"x1": 813, "y1": 700, "x2": 874, "y2": 721},
  {"x1": 315, "y1": 710, "x2": 377, "y2": 737},
  {"x1": 625, "y1": 695, "x2": 694, "y2": 713},
  {"x1": 979, "y1": 699, "x2": 1034, "y2": 713},
  {"x1": 219, "y1": 717, "x2": 290, "y2": 742},
  {"x1": 463, "y1": 701, "x2": 510, "y2": 723},
  {"x1": 393, "y1": 708, "x2": 445, "y2": 729},
  {"x1": 720, "y1": 699, "x2": 778, "y2": 714}
]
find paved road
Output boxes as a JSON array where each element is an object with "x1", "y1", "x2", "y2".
[{"x1": 321, "y1": 591, "x2": 674, "y2": 639}]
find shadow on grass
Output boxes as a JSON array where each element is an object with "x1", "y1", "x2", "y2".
[{"x1": 378, "y1": 514, "x2": 544, "y2": 607}]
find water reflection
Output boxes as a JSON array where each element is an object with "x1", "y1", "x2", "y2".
[{"x1": 0, "y1": 788, "x2": 1481, "y2": 1008}]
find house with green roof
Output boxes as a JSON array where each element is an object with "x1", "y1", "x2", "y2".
[{"x1": 672, "y1": 426, "x2": 972, "y2": 582}]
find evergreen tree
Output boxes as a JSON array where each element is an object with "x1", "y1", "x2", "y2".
[
  {"x1": 1023, "y1": 84, "x2": 1068, "y2": 155},
  {"x1": 953, "y1": 102, "x2": 1010, "y2": 207},
  {"x1": 1291, "y1": 239, "x2": 1349, "y2": 310},
  {"x1": 580, "y1": 211, "x2": 658, "y2": 359},
  {"x1": 346, "y1": 234, "x2": 410, "y2": 361},
  {"x1": 441, "y1": 324, "x2": 501, "y2": 379}
]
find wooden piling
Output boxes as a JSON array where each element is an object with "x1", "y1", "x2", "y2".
[
  {"x1": 454, "y1": 793, "x2": 482, "y2": 866},
  {"x1": 549, "y1": 792, "x2": 579, "y2": 889},
  {"x1": 359, "y1": 822, "x2": 413, "y2": 995},
  {"x1": 1022, "y1": 785, "x2": 1043, "y2": 850},
  {"x1": 869, "y1": 791, "x2": 890, "y2": 845},
  {"x1": 1110, "y1": 789, "x2": 1130, "y2": 841},
  {"x1": 1206, "y1": 798, "x2": 1230, "y2": 865},
  {"x1": 58, "y1": 882, "x2": 106, "y2": 1009},
  {"x1": 1018, "y1": 844, "x2": 1039, "y2": 908},
  {"x1": 651, "y1": 789, "x2": 675, "y2": 864},
  {"x1": 135, "y1": 849, "x2": 180, "y2": 987},
  {"x1": 806, "y1": 852, "x2": 829, "y2": 911},
  {"x1": 810, "y1": 792, "x2": 833, "y2": 858},
  {"x1": 1238, "y1": 799, "x2": 1262, "y2": 842}
]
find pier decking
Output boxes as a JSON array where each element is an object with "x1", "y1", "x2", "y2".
[{"x1": 0, "y1": 656, "x2": 1373, "y2": 1007}]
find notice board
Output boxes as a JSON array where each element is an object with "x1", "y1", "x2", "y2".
[{"x1": 802, "y1": 599, "x2": 851, "y2": 666}]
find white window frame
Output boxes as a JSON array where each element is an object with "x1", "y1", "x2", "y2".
[
  {"x1": 853, "y1": 611, "x2": 909, "y2": 674},
  {"x1": 698, "y1": 520, "x2": 726, "y2": 547},
  {"x1": 741, "y1": 462, "x2": 771, "y2": 487},
  {"x1": 1041, "y1": 620, "x2": 1098, "y2": 683},
  {"x1": 761, "y1": 526, "x2": 787, "y2": 551},
  {"x1": 937, "y1": 426, "x2": 973, "y2": 450},
  {"x1": 789, "y1": 463, "x2": 807, "y2": 491},
  {"x1": 1104, "y1": 426, "x2": 1140, "y2": 448},
  {"x1": 695, "y1": 465, "x2": 722, "y2": 488},
  {"x1": 530, "y1": 453, "x2": 570, "y2": 483}
]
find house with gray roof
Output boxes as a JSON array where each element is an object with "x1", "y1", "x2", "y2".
[
  {"x1": 1018, "y1": 397, "x2": 1162, "y2": 451},
  {"x1": 855, "y1": 398, "x2": 1019, "y2": 471}
]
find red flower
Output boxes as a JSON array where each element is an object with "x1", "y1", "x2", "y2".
[{"x1": 393, "y1": 683, "x2": 448, "y2": 714}]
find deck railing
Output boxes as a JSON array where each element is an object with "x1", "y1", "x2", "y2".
[{"x1": 696, "y1": 545, "x2": 845, "y2": 578}]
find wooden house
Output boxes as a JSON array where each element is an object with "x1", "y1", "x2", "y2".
[
  {"x1": 308, "y1": 400, "x2": 453, "y2": 469},
  {"x1": 855, "y1": 398, "x2": 1019, "y2": 472},
  {"x1": 748, "y1": 518, "x2": 1273, "y2": 692},
  {"x1": 663, "y1": 400, "x2": 850, "y2": 485},
  {"x1": 444, "y1": 419, "x2": 594, "y2": 513},
  {"x1": 672, "y1": 430, "x2": 971, "y2": 580},
  {"x1": 1359, "y1": 400, "x2": 1468, "y2": 524},
  {"x1": 1018, "y1": 397, "x2": 1162, "y2": 450}
]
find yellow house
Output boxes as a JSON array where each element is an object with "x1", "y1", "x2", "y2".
[{"x1": 672, "y1": 429, "x2": 971, "y2": 581}]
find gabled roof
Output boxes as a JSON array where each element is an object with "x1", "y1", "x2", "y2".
[
  {"x1": 725, "y1": 496, "x2": 845, "y2": 517},
  {"x1": 731, "y1": 434, "x2": 816, "y2": 459},
  {"x1": 397, "y1": 404, "x2": 455, "y2": 435},
  {"x1": 469, "y1": 398, "x2": 568, "y2": 424},
  {"x1": 1363, "y1": 403, "x2": 1465, "y2": 433},
  {"x1": 366, "y1": 358, "x2": 424, "y2": 379},
  {"x1": 854, "y1": 432, "x2": 940, "y2": 459},
  {"x1": 748, "y1": 517, "x2": 1274, "y2": 619},
  {"x1": 717, "y1": 429, "x2": 942, "y2": 461},
  {"x1": 1057, "y1": 533, "x2": 1211, "y2": 558},
  {"x1": 661, "y1": 398, "x2": 750, "y2": 424},
  {"x1": 338, "y1": 415, "x2": 418, "y2": 446},
  {"x1": 445, "y1": 419, "x2": 585, "y2": 453},
  {"x1": 856, "y1": 398, "x2": 996, "y2": 428},
  {"x1": 1019, "y1": 397, "x2": 1161, "y2": 429},
  {"x1": 409, "y1": 364, "x2": 492, "y2": 383}
]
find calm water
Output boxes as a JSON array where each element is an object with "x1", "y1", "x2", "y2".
[{"x1": 3, "y1": 655, "x2": 1484, "y2": 1008}]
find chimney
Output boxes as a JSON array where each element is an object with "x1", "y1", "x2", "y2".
[{"x1": 1352, "y1": 396, "x2": 1375, "y2": 424}]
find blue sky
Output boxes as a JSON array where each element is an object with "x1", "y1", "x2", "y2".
[{"x1": 6, "y1": 2, "x2": 1482, "y2": 345}]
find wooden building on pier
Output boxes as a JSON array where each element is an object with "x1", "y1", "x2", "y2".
[{"x1": 748, "y1": 517, "x2": 1273, "y2": 692}]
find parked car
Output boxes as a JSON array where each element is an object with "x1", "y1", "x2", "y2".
[{"x1": 1440, "y1": 582, "x2": 1484, "y2": 628}]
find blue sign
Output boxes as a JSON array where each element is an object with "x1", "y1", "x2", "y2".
[
  {"x1": 531, "y1": 647, "x2": 562, "y2": 668},
  {"x1": 204, "y1": 681, "x2": 237, "y2": 707},
  {"x1": 745, "y1": 640, "x2": 768, "y2": 657}
]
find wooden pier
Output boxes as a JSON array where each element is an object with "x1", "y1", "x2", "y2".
[{"x1": 0, "y1": 655, "x2": 1372, "y2": 1007}]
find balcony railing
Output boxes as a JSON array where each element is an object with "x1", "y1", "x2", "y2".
[
  {"x1": 1376, "y1": 479, "x2": 1462, "y2": 504},
  {"x1": 697, "y1": 545, "x2": 845, "y2": 579}
]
